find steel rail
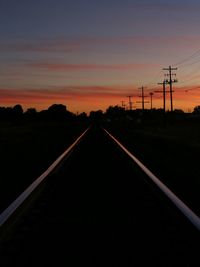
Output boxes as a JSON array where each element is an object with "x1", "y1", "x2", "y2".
[
  {"x1": 0, "y1": 127, "x2": 90, "y2": 227},
  {"x1": 104, "y1": 128, "x2": 200, "y2": 231}
]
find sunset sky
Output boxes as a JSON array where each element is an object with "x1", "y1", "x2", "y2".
[{"x1": 1, "y1": 0, "x2": 200, "y2": 113}]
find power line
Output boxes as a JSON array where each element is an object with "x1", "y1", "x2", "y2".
[
  {"x1": 178, "y1": 57, "x2": 200, "y2": 69},
  {"x1": 144, "y1": 69, "x2": 164, "y2": 88},
  {"x1": 176, "y1": 57, "x2": 200, "y2": 85},
  {"x1": 172, "y1": 48, "x2": 200, "y2": 67}
]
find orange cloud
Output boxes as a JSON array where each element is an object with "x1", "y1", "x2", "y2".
[
  {"x1": 0, "y1": 85, "x2": 137, "y2": 112},
  {"x1": 0, "y1": 84, "x2": 198, "y2": 113}
]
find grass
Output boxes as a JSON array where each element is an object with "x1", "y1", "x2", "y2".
[
  {"x1": 104, "y1": 118, "x2": 200, "y2": 216},
  {"x1": 0, "y1": 119, "x2": 88, "y2": 212},
  {"x1": 1, "y1": 115, "x2": 200, "y2": 218}
]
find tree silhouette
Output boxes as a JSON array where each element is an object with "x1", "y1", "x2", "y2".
[
  {"x1": 193, "y1": 105, "x2": 200, "y2": 114},
  {"x1": 13, "y1": 104, "x2": 23, "y2": 114}
]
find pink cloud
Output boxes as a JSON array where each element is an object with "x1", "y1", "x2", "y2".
[
  {"x1": 0, "y1": 85, "x2": 138, "y2": 102},
  {"x1": 0, "y1": 39, "x2": 81, "y2": 53},
  {"x1": 29, "y1": 62, "x2": 158, "y2": 72},
  {"x1": 1, "y1": 36, "x2": 200, "y2": 53}
]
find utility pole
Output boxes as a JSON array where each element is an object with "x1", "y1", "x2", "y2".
[
  {"x1": 121, "y1": 101, "x2": 126, "y2": 109},
  {"x1": 155, "y1": 80, "x2": 170, "y2": 112},
  {"x1": 163, "y1": 66, "x2": 178, "y2": 112},
  {"x1": 149, "y1": 92, "x2": 153, "y2": 110},
  {"x1": 138, "y1": 86, "x2": 149, "y2": 111},
  {"x1": 127, "y1": 96, "x2": 133, "y2": 110}
]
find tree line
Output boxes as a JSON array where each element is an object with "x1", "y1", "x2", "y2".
[
  {"x1": 0, "y1": 103, "x2": 200, "y2": 122},
  {"x1": 0, "y1": 104, "x2": 88, "y2": 121}
]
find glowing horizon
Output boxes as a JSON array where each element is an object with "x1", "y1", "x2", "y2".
[{"x1": 0, "y1": 84, "x2": 199, "y2": 114}]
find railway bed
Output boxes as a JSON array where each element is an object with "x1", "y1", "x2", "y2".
[{"x1": 0, "y1": 126, "x2": 199, "y2": 266}]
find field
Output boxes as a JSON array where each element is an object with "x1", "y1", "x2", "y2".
[
  {"x1": 104, "y1": 116, "x2": 200, "y2": 216},
  {"x1": 0, "y1": 119, "x2": 88, "y2": 213},
  {"x1": 0, "y1": 113, "x2": 200, "y2": 219}
]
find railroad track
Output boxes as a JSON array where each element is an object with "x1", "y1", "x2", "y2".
[{"x1": 0, "y1": 125, "x2": 199, "y2": 266}]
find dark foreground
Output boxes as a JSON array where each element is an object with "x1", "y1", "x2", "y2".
[{"x1": 0, "y1": 126, "x2": 199, "y2": 266}]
